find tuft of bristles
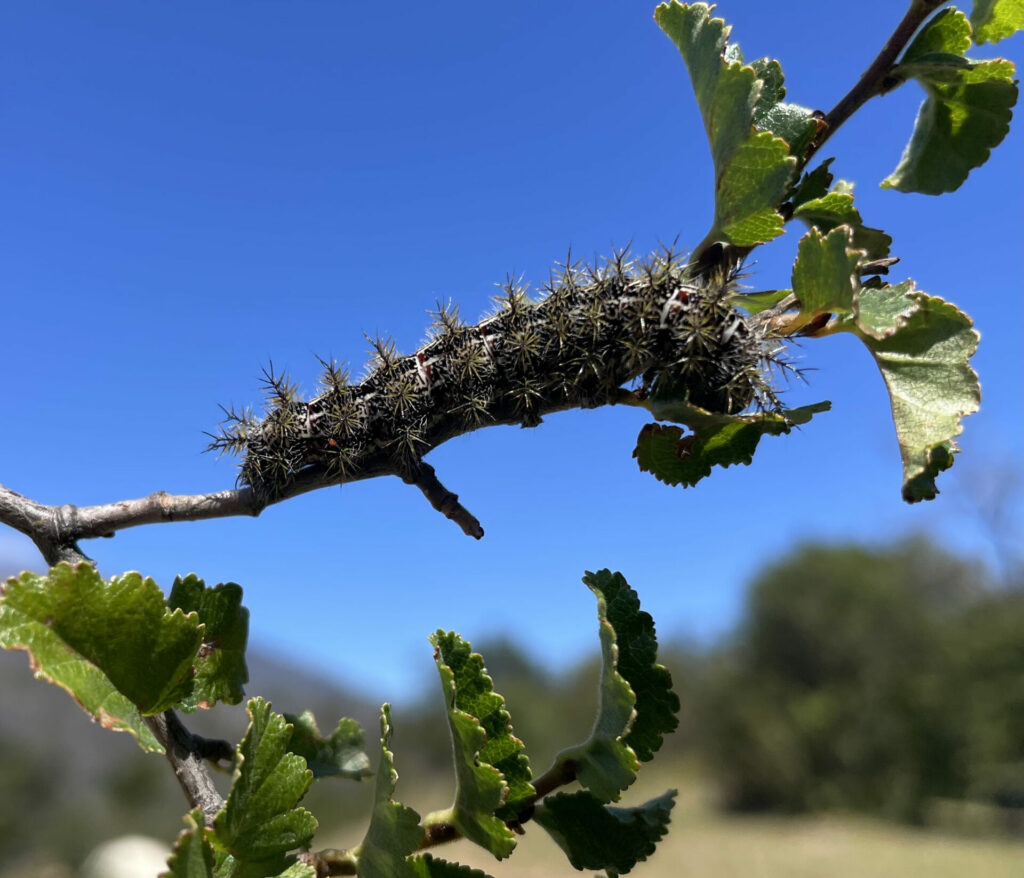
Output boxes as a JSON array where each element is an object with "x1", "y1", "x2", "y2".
[{"x1": 210, "y1": 248, "x2": 784, "y2": 503}]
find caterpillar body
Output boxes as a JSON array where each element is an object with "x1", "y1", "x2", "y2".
[{"x1": 212, "y1": 250, "x2": 779, "y2": 504}]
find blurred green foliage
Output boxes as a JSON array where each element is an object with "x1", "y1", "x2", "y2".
[
  {"x1": 1, "y1": 537, "x2": 1019, "y2": 877},
  {"x1": 696, "y1": 538, "x2": 1023, "y2": 824}
]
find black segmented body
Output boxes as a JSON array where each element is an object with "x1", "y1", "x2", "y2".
[{"x1": 213, "y1": 252, "x2": 774, "y2": 502}]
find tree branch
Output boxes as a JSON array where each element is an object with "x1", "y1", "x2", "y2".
[
  {"x1": 144, "y1": 710, "x2": 228, "y2": 824},
  {"x1": 809, "y1": 0, "x2": 945, "y2": 159}
]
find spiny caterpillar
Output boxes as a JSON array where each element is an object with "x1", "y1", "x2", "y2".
[{"x1": 211, "y1": 249, "x2": 781, "y2": 505}]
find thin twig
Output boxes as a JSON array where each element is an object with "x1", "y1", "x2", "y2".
[
  {"x1": 144, "y1": 710, "x2": 228, "y2": 824},
  {"x1": 401, "y1": 462, "x2": 484, "y2": 540},
  {"x1": 809, "y1": 0, "x2": 945, "y2": 159}
]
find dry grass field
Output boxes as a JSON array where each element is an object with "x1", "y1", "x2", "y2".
[{"x1": 317, "y1": 764, "x2": 1022, "y2": 878}]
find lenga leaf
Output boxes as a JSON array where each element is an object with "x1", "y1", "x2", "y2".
[
  {"x1": 850, "y1": 282, "x2": 980, "y2": 501},
  {"x1": 970, "y1": 0, "x2": 1024, "y2": 44},
  {"x1": 0, "y1": 563, "x2": 203, "y2": 750},
  {"x1": 555, "y1": 570, "x2": 680, "y2": 802},
  {"x1": 163, "y1": 810, "x2": 216, "y2": 878},
  {"x1": 430, "y1": 632, "x2": 533, "y2": 822},
  {"x1": 168, "y1": 575, "x2": 249, "y2": 711},
  {"x1": 634, "y1": 403, "x2": 830, "y2": 489},
  {"x1": 426, "y1": 631, "x2": 519, "y2": 858},
  {"x1": 283, "y1": 711, "x2": 371, "y2": 781},
  {"x1": 883, "y1": 8, "x2": 1018, "y2": 194},
  {"x1": 213, "y1": 698, "x2": 317, "y2": 876},
  {"x1": 656, "y1": 2, "x2": 797, "y2": 249},
  {"x1": 356, "y1": 705, "x2": 425, "y2": 878},
  {"x1": 534, "y1": 789, "x2": 677, "y2": 877},
  {"x1": 583, "y1": 570, "x2": 679, "y2": 764}
]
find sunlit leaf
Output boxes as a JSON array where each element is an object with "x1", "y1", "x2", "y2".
[
  {"x1": 883, "y1": 8, "x2": 1017, "y2": 194},
  {"x1": 356, "y1": 705, "x2": 425, "y2": 878},
  {"x1": 791, "y1": 226, "x2": 863, "y2": 317},
  {"x1": 793, "y1": 191, "x2": 891, "y2": 260},
  {"x1": 970, "y1": 0, "x2": 1024, "y2": 44},
  {"x1": 168, "y1": 576, "x2": 249, "y2": 711},
  {"x1": 427, "y1": 631, "x2": 519, "y2": 858},
  {"x1": 656, "y1": 2, "x2": 795, "y2": 249},
  {"x1": 431, "y1": 631, "x2": 533, "y2": 822},
  {"x1": 0, "y1": 563, "x2": 203, "y2": 750},
  {"x1": 848, "y1": 282, "x2": 980, "y2": 501},
  {"x1": 214, "y1": 698, "x2": 316, "y2": 875},
  {"x1": 583, "y1": 570, "x2": 678, "y2": 763}
]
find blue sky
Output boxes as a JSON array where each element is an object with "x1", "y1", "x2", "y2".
[{"x1": 2, "y1": 2, "x2": 1021, "y2": 703}]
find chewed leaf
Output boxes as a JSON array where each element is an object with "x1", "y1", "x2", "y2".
[
  {"x1": 0, "y1": 563, "x2": 203, "y2": 749},
  {"x1": 427, "y1": 632, "x2": 519, "y2": 858},
  {"x1": 534, "y1": 789, "x2": 677, "y2": 877},
  {"x1": 430, "y1": 632, "x2": 533, "y2": 822},
  {"x1": 583, "y1": 570, "x2": 679, "y2": 764},
  {"x1": 634, "y1": 403, "x2": 830, "y2": 488},
  {"x1": 970, "y1": 0, "x2": 1023, "y2": 44},
  {"x1": 214, "y1": 698, "x2": 317, "y2": 874},
  {"x1": 554, "y1": 570, "x2": 678, "y2": 803},
  {"x1": 656, "y1": 2, "x2": 796, "y2": 249},
  {"x1": 357, "y1": 705, "x2": 425, "y2": 878},
  {"x1": 283, "y1": 711, "x2": 371, "y2": 780},
  {"x1": 168, "y1": 576, "x2": 249, "y2": 711},
  {"x1": 847, "y1": 282, "x2": 980, "y2": 501},
  {"x1": 554, "y1": 586, "x2": 637, "y2": 803},
  {"x1": 883, "y1": 8, "x2": 1017, "y2": 194},
  {"x1": 163, "y1": 810, "x2": 215, "y2": 878}
]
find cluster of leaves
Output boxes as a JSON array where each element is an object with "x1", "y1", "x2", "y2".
[
  {"x1": 640, "y1": 1, "x2": 1018, "y2": 501},
  {"x1": 0, "y1": 564, "x2": 679, "y2": 877}
]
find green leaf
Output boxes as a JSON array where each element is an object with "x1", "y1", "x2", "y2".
[
  {"x1": 168, "y1": 576, "x2": 249, "y2": 711},
  {"x1": 0, "y1": 563, "x2": 203, "y2": 749},
  {"x1": 533, "y1": 789, "x2": 677, "y2": 877},
  {"x1": 554, "y1": 578, "x2": 638, "y2": 803},
  {"x1": 426, "y1": 631, "x2": 518, "y2": 858},
  {"x1": 164, "y1": 810, "x2": 215, "y2": 878},
  {"x1": 430, "y1": 631, "x2": 533, "y2": 822},
  {"x1": 791, "y1": 226, "x2": 864, "y2": 317},
  {"x1": 749, "y1": 57, "x2": 819, "y2": 158},
  {"x1": 282, "y1": 711, "x2": 371, "y2": 781},
  {"x1": 716, "y1": 132, "x2": 794, "y2": 246},
  {"x1": 727, "y1": 287, "x2": 791, "y2": 314},
  {"x1": 792, "y1": 191, "x2": 892, "y2": 260},
  {"x1": 971, "y1": 0, "x2": 1024, "y2": 44},
  {"x1": 408, "y1": 855, "x2": 494, "y2": 878},
  {"x1": 788, "y1": 158, "x2": 835, "y2": 210},
  {"x1": 883, "y1": 9, "x2": 1018, "y2": 194},
  {"x1": 214, "y1": 698, "x2": 317, "y2": 875},
  {"x1": 356, "y1": 705, "x2": 425, "y2": 878},
  {"x1": 634, "y1": 402, "x2": 831, "y2": 488},
  {"x1": 845, "y1": 281, "x2": 980, "y2": 501},
  {"x1": 582, "y1": 570, "x2": 679, "y2": 763},
  {"x1": 656, "y1": 2, "x2": 796, "y2": 248},
  {"x1": 903, "y1": 6, "x2": 972, "y2": 62}
]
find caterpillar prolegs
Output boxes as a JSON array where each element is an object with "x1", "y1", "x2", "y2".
[{"x1": 211, "y1": 250, "x2": 782, "y2": 505}]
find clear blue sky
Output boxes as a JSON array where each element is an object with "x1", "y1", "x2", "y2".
[{"x1": 2, "y1": 2, "x2": 1021, "y2": 703}]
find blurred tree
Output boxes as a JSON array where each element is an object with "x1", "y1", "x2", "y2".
[{"x1": 698, "y1": 538, "x2": 1022, "y2": 824}]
